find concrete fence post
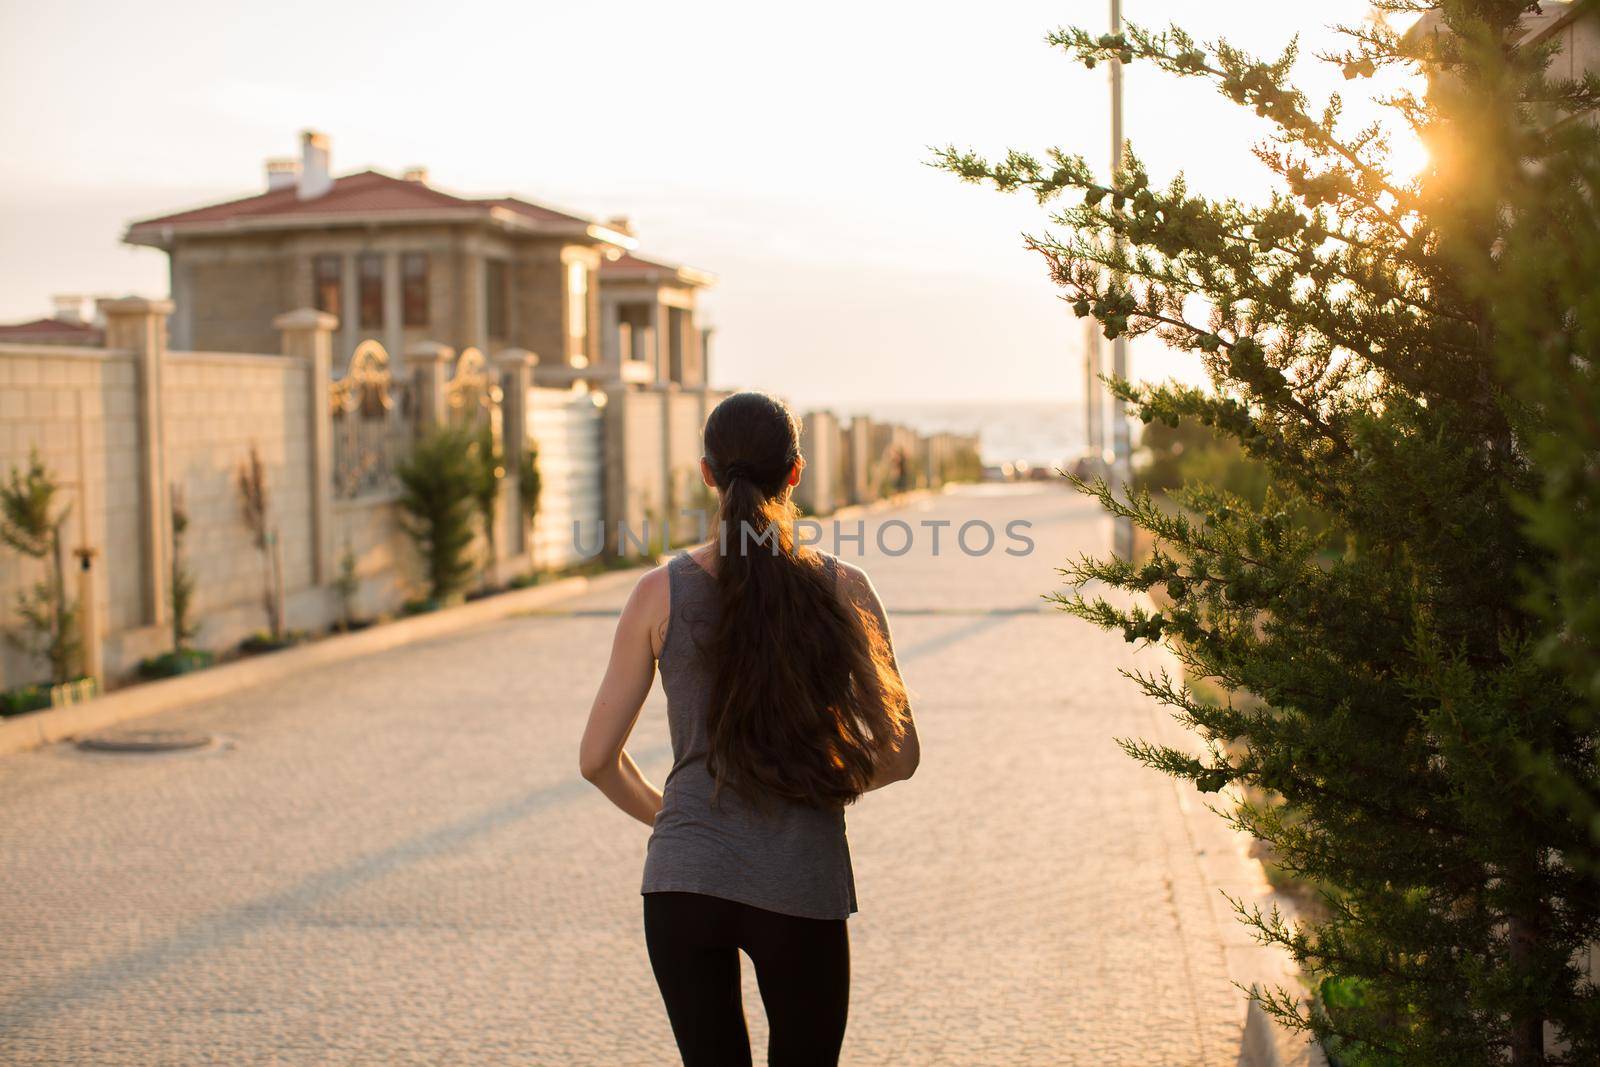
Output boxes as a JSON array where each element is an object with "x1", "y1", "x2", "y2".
[
  {"x1": 100, "y1": 296, "x2": 174, "y2": 627},
  {"x1": 408, "y1": 342, "x2": 455, "y2": 429},
  {"x1": 601, "y1": 384, "x2": 630, "y2": 558},
  {"x1": 494, "y1": 348, "x2": 539, "y2": 560},
  {"x1": 799, "y1": 411, "x2": 837, "y2": 516},
  {"x1": 657, "y1": 383, "x2": 676, "y2": 547},
  {"x1": 843, "y1": 417, "x2": 872, "y2": 505},
  {"x1": 275, "y1": 309, "x2": 338, "y2": 585}
]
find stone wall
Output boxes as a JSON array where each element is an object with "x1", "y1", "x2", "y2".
[
  {"x1": 602, "y1": 392, "x2": 980, "y2": 559},
  {"x1": 2, "y1": 302, "x2": 980, "y2": 691},
  {"x1": 0, "y1": 304, "x2": 608, "y2": 691},
  {"x1": 0, "y1": 345, "x2": 144, "y2": 686}
]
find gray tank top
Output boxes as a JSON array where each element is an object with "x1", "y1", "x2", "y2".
[{"x1": 641, "y1": 550, "x2": 857, "y2": 920}]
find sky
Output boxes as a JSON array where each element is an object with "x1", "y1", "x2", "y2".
[{"x1": 0, "y1": 1, "x2": 1418, "y2": 410}]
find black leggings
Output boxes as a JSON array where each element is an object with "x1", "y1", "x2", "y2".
[{"x1": 643, "y1": 891, "x2": 849, "y2": 1067}]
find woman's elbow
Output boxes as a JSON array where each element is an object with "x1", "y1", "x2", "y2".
[
  {"x1": 579, "y1": 749, "x2": 613, "y2": 783},
  {"x1": 889, "y1": 732, "x2": 920, "y2": 783}
]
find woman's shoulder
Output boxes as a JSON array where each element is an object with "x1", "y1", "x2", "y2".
[
  {"x1": 625, "y1": 560, "x2": 674, "y2": 618},
  {"x1": 813, "y1": 550, "x2": 876, "y2": 603}
]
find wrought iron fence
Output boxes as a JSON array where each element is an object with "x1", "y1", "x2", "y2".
[
  {"x1": 444, "y1": 346, "x2": 504, "y2": 447},
  {"x1": 331, "y1": 340, "x2": 412, "y2": 500}
]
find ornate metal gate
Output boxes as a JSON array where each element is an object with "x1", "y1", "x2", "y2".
[{"x1": 330, "y1": 340, "x2": 411, "y2": 499}]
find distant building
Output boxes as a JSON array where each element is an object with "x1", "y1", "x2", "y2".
[
  {"x1": 1407, "y1": 2, "x2": 1600, "y2": 88},
  {"x1": 596, "y1": 251, "x2": 717, "y2": 391},
  {"x1": 122, "y1": 131, "x2": 713, "y2": 389},
  {"x1": 0, "y1": 295, "x2": 104, "y2": 346}
]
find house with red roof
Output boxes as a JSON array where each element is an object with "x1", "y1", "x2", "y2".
[
  {"x1": 0, "y1": 295, "x2": 105, "y2": 346},
  {"x1": 0, "y1": 316, "x2": 103, "y2": 347},
  {"x1": 122, "y1": 131, "x2": 714, "y2": 388},
  {"x1": 598, "y1": 250, "x2": 717, "y2": 390}
]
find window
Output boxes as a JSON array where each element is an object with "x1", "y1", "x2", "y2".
[
  {"x1": 619, "y1": 303, "x2": 651, "y2": 361},
  {"x1": 358, "y1": 253, "x2": 384, "y2": 329},
  {"x1": 567, "y1": 260, "x2": 587, "y2": 341},
  {"x1": 313, "y1": 255, "x2": 342, "y2": 317},
  {"x1": 486, "y1": 259, "x2": 509, "y2": 338},
  {"x1": 401, "y1": 252, "x2": 429, "y2": 327}
]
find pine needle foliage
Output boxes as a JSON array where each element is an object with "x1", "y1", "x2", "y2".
[{"x1": 937, "y1": 2, "x2": 1599, "y2": 1062}]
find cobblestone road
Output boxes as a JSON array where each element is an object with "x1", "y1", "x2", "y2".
[{"x1": 0, "y1": 485, "x2": 1284, "y2": 1065}]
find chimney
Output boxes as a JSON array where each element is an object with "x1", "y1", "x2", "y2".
[
  {"x1": 265, "y1": 157, "x2": 300, "y2": 191},
  {"x1": 401, "y1": 167, "x2": 429, "y2": 184},
  {"x1": 298, "y1": 130, "x2": 332, "y2": 200},
  {"x1": 51, "y1": 294, "x2": 86, "y2": 324}
]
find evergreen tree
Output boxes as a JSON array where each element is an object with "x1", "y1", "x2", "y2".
[
  {"x1": 1472, "y1": 15, "x2": 1600, "y2": 886},
  {"x1": 939, "y1": 2, "x2": 1599, "y2": 1062},
  {"x1": 397, "y1": 426, "x2": 478, "y2": 603}
]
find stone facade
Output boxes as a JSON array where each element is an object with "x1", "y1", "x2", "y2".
[{"x1": 126, "y1": 133, "x2": 712, "y2": 396}]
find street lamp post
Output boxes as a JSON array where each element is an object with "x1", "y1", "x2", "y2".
[{"x1": 1109, "y1": 0, "x2": 1135, "y2": 560}]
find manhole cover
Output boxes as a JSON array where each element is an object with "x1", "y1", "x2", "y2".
[{"x1": 76, "y1": 729, "x2": 215, "y2": 753}]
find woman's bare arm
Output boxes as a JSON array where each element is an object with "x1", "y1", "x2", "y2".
[
  {"x1": 839, "y1": 562, "x2": 920, "y2": 791},
  {"x1": 578, "y1": 566, "x2": 670, "y2": 826}
]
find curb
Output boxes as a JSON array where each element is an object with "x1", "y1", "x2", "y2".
[{"x1": 0, "y1": 572, "x2": 625, "y2": 758}]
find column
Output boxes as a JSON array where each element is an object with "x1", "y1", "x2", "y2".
[
  {"x1": 408, "y1": 341, "x2": 455, "y2": 428},
  {"x1": 637, "y1": 323, "x2": 657, "y2": 380},
  {"x1": 601, "y1": 303, "x2": 620, "y2": 368},
  {"x1": 101, "y1": 296, "x2": 174, "y2": 628},
  {"x1": 339, "y1": 254, "x2": 358, "y2": 362},
  {"x1": 383, "y1": 250, "x2": 403, "y2": 369},
  {"x1": 649, "y1": 300, "x2": 667, "y2": 385},
  {"x1": 683, "y1": 314, "x2": 704, "y2": 387},
  {"x1": 494, "y1": 348, "x2": 539, "y2": 559},
  {"x1": 275, "y1": 308, "x2": 338, "y2": 585},
  {"x1": 463, "y1": 248, "x2": 487, "y2": 351}
]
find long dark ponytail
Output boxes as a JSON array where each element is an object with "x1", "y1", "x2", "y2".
[{"x1": 701, "y1": 391, "x2": 909, "y2": 809}]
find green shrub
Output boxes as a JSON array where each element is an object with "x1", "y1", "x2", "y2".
[
  {"x1": 169, "y1": 483, "x2": 199, "y2": 651},
  {"x1": 137, "y1": 648, "x2": 215, "y2": 679},
  {"x1": 238, "y1": 630, "x2": 305, "y2": 656},
  {"x1": 1, "y1": 450, "x2": 81, "y2": 685},
  {"x1": 334, "y1": 541, "x2": 360, "y2": 630},
  {"x1": 468, "y1": 424, "x2": 503, "y2": 585},
  {"x1": 396, "y1": 426, "x2": 479, "y2": 602},
  {"x1": 518, "y1": 443, "x2": 543, "y2": 569},
  {"x1": 0, "y1": 684, "x2": 50, "y2": 717}
]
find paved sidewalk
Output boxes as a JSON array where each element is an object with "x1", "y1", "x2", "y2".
[{"x1": 0, "y1": 485, "x2": 1284, "y2": 1065}]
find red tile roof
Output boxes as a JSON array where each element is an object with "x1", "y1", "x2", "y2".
[
  {"x1": 126, "y1": 171, "x2": 600, "y2": 239},
  {"x1": 601, "y1": 251, "x2": 715, "y2": 286},
  {"x1": 0, "y1": 318, "x2": 104, "y2": 344},
  {"x1": 603, "y1": 251, "x2": 673, "y2": 272},
  {"x1": 483, "y1": 196, "x2": 594, "y2": 225}
]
